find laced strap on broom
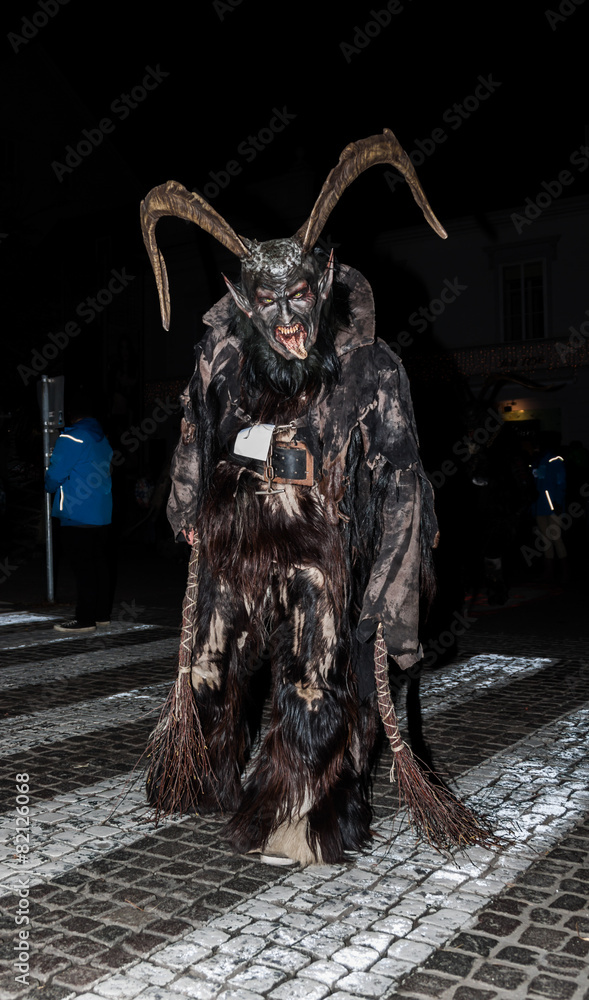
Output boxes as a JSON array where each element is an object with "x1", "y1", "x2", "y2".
[
  {"x1": 374, "y1": 623, "x2": 499, "y2": 851},
  {"x1": 146, "y1": 537, "x2": 212, "y2": 822}
]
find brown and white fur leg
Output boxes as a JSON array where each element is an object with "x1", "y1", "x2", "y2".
[
  {"x1": 226, "y1": 565, "x2": 373, "y2": 865},
  {"x1": 185, "y1": 567, "x2": 263, "y2": 813},
  {"x1": 260, "y1": 794, "x2": 320, "y2": 867}
]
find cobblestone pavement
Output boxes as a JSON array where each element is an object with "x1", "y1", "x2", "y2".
[{"x1": 1, "y1": 577, "x2": 589, "y2": 1000}]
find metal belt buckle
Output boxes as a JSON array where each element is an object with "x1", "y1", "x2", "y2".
[
  {"x1": 271, "y1": 442, "x2": 314, "y2": 486},
  {"x1": 255, "y1": 442, "x2": 285, "y2": 495}
]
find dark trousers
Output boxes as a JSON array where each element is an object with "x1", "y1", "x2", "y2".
[{"x1": 60, "y1": 525, "x2": 112, "y2": 625}]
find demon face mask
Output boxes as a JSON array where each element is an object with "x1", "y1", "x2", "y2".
[
  {"x1": 140, "y1": 129, "x2": 447, "y2": 351},
  {"x1": 224, "y1": 239, "x2": 333, "y2": 361}
]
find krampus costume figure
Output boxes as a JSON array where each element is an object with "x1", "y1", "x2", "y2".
[{"x1": 143, "y1": 130, "x2": 495, "y2": 865}]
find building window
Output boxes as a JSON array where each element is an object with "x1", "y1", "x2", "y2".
[{"x1": 501, "y1": 260, "x2": 546, "y2": 341}]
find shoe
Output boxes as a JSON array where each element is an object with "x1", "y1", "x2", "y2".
[
  {"x1": 247, "y1": 849, "x2": 298, "y2": 867},
  {"x1": 96, "y1": 620, "x2": 111, "y2": 626},
  {"x1": 53, "y1": 619, "x2": 96, "y2": 633},
  {"x1": 258, "y1": 852, "x2": 298, "y2": 867}
]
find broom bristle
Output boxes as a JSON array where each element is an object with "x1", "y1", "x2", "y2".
[
  {"x1": 374, "y1": 624, "x2": 500, "y2": 852},
  {"x1": 146, "y1": 670, "x2": 212, "y2": 823},
  {"x1": 390, "y1": 745, "x2": 500, "y2": 850},
  {"x1": 145, "y1": 538, "x2": 213, "y2": 823}
]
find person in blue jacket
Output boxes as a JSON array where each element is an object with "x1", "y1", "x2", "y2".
[
  {"x1": 44, "y1": 398, "x2": 114, "y2": 632},
  {"x1": 531, "y1": 432, "x2": 568, "y2": 582}
]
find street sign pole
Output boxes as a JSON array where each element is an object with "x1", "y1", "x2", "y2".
[{"x1": 40, "y1": 375, "x2": 64, "y2": 603}]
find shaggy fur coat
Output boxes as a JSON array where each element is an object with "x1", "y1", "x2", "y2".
[
  {"x1": 160, "y1": 262, "x2": 438, "y2": 863},
  {"x1": 168, "y1": 264, "x2": 436, "y2": 672}
]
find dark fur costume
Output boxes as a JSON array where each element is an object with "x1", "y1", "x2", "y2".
[{"x1": 163, "y1": 263, "x2": 437, "y2": 864}]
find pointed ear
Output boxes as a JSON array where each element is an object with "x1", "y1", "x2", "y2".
[
  {"x1": 223, "y1": 274, "x2": 253, "y2": 317},
  {"x1": 317, "y1": 250, "x2": 334, "y2": 303}
]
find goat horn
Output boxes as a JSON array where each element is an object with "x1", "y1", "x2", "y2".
[
  {"x1": 294, "y1": 128, "x2": 447, "y2": 252},
  {"x1": 140, "y1": 180, "x2": 250, "y2": 330}
]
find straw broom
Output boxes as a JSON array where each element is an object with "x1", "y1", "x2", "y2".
[
  {"x1": 146, "y1": 538, "x2": 212, "y2": 821},
  {"x1": 374, "y1": 623, "x2": 499, "y2": 850}
]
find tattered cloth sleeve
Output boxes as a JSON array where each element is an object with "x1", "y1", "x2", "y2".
[
  {"x1": 167, "y1": 339, "x2": 214, "y2": 541},
  {"x1": 356, "y1": 343, "x2": 437, "y2": 670},
  {"x1": 166, "y1": 320, "x2": 247, "y2": 541}
]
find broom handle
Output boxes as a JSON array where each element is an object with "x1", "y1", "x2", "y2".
[
  {"x1": 179, "y1": 537, "x2": 200, "y2": 673},
  {"x1": 374, "y1": 623, "x2": 405, "y2": 756}
]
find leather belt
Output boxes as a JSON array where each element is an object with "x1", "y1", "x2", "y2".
[
  {"x1": 269, "y1": 442, "x2": 314, "y2": 486},
  {"x1": 230, "y1": 442, "x2": 314, "y2": 487}
]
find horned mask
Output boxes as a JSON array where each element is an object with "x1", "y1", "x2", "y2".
[{"x1": 140, "y1": 128, "x2": 447, "y2": 359}]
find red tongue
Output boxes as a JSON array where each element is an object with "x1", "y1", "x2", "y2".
[{"x1": 276, "y1": 325, "x2": 307, "y2": 359}]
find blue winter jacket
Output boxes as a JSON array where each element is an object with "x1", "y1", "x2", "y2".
[
  {"x1": 44, "y1": 418, "x2": 113, "y2": 526},
  {"x1": 532, "y1": 450, "x2": 566, "y2": 516}
]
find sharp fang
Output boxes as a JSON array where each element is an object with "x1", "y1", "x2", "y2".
[{"x1": 275, "y1": 321, "x2": 307, "y2": 359}]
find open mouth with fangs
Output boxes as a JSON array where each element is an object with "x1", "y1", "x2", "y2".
[{"x1": 275, "y1": 322, "x2": 308, "y2": 359}]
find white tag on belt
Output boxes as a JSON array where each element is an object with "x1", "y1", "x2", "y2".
[{"x1": 233, "y1": 424, "x2": 274, "y2": 461}]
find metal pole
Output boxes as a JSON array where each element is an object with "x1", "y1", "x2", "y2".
[{"x1": 41, "y1": 376, "x2": 54, "y2": 603}]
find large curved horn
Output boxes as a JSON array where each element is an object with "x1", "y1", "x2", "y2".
[
  {"x1": 294, "y1": 128, "x2": 447, "y2": 252},
  {"x1": 140, "y1": 180, "x2": 250, "y2": 330}
]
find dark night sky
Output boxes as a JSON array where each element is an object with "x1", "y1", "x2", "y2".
[
  {"x1": 29, "y1": 0, "x2": 583, "y2": 209},
  {"x1": 2, "y1": 0, "x2": 587, "y2": 410}
]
